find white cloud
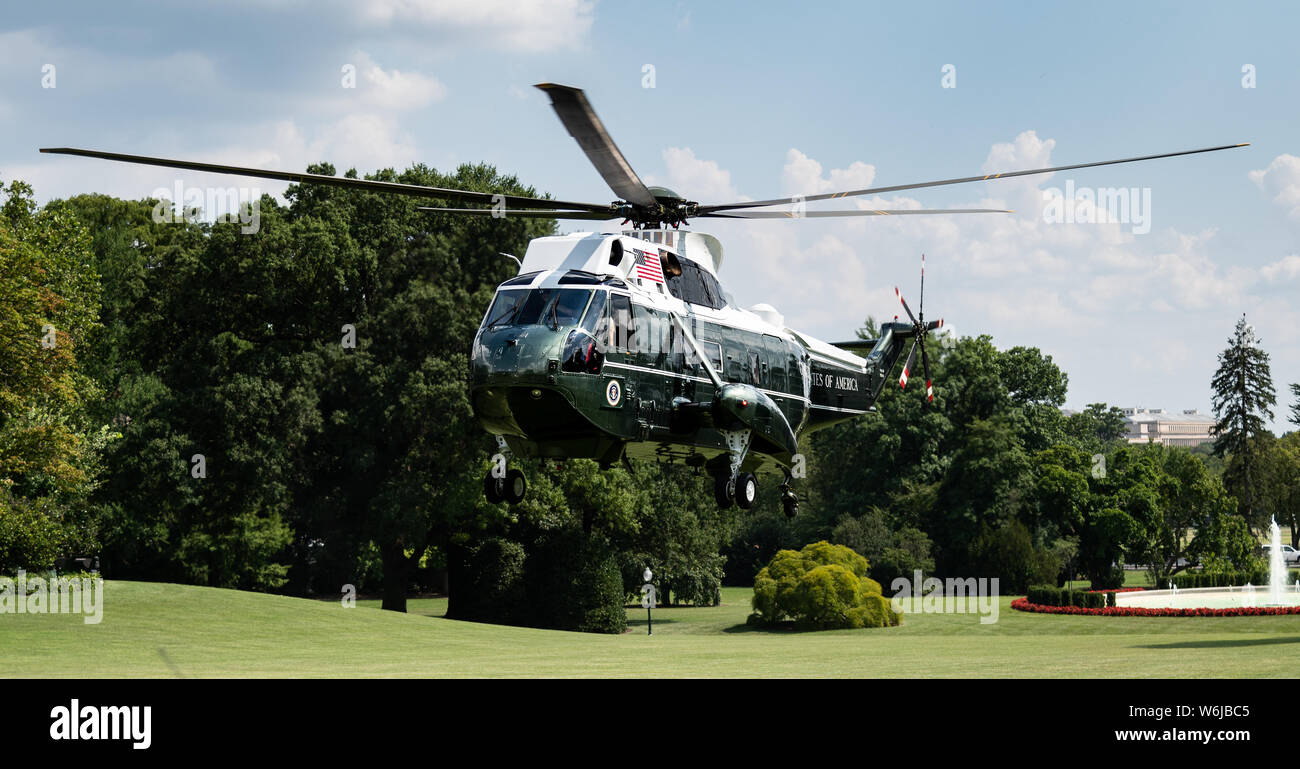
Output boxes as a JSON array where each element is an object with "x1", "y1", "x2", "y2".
[
  {"x1": 352, "y1": 51, "x2": 446, "y2": 110},
  {"x1": 780, "y1": 148, "x2": 875, "y2": 197},
  {"x1": 1249, "y1": 154, "x2": 1300, "y2": 220},
  {"x1": 658, "y1": 147, "x2": 743, "y2": 204},
  {"x1": 1261, "y1": 254, "x2": 1300, "y2": 281}
]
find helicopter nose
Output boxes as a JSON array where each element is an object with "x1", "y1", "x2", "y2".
[{"x1": 714, "y1": 384, "x2": 758, "y2": 423}]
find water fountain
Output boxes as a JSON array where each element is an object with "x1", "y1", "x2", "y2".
[
  {"x1": 1269, "y1": 517, "x2": 1286, "y2": 606},
  {"x1": 1110, "y1": 517, "x2": 1300, "y2": 612}
]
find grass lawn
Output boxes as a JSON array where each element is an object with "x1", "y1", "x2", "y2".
[{"x1": 3, "y1": 581, "x2": 1300, "y2": 677}]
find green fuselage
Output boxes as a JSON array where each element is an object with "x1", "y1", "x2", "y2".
[{"x1": 469, "y1": 269, "x2": 915, "y2": 478}]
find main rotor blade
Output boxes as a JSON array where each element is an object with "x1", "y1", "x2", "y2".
[
  {"x1": 699, "y1": 142, "x2": 1250, "y2": 214},
  {"x1": 534, "y1": 84, "x2": 658, "y2": 208},
  {"x1": 701, "y1": 208, "x2": 1011, "y2": 219},
  {"x1": 39, "y1": 147, "x2": 609, "y2": 212},
  {"x1": 417, "y1": 207, "x2": 615, "y2": 220}
]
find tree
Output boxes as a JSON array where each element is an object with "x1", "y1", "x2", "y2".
[
  {"x1": 830, "y1": 507, "x2": 934, "y2": 587},
  {"x1": 0, "y1": 180, "x2": 108, "y2": 572},
  {"x1": 1064, "y1": 403, "x2": 1128, "y2": 452},
  {"x1": 1211, "y1": 314, "x2": 1276, "y2": 529},
  {"x1": 614, "y1": 462, "x2": 736, "y2": 606},
  {"x1": 1263, "y1": 432, "x2": 1300, "y2": 549},
  {"x1": 289, "y1": 162, "x2": 556, "y2": 611},
  {"x1": 1144, "y1": 445, "x2": 1238, "y2": 584},
  {"x1": 1289, "y1": 383, "x2": 1300, "y2": 429}
]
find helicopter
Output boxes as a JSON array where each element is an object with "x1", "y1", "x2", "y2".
[{"x1": 40, "y1": 84, "x2": 1248, "y2": 517}]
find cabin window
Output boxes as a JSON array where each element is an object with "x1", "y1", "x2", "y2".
[
  {"x1": 699, "y1": 340, "x2": 723, "y2": 374},
  {"x1": 666, "y1": 260, "x2": 726, "y2": 310},
  {"x1": 749, "y1": 351, "x2": 762, "y2": 385},
  {"x1": 609, "y1": 293, "x2": 633, "y2": 352}
]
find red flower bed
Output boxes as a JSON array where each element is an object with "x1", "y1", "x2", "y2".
[{"x1": 1011, "y1": 597, "x2": 1300, "y2": 617}]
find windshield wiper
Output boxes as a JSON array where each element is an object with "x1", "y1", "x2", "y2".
[
  {"x1": 548, "y1": 298, "x2": 560, "y2": 330},
  {"x1": 486, "y1": 303, "x2": 520, "y2": 329}
]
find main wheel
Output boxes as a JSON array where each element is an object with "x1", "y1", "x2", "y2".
[
  {"x1": 713, "y1": 473, "x2": 735, "y2": 508},
  {"x1": 782, "y1": 493, "x2": 799, "y2": 518},
  {"x1": 484, "y1": 471, "x2": 505, "y2": 503},
  {"x1": 736, "y1": 472, "x2": 758, "y2": 510},
  {"x1": 503, "y1": 468, "x2": 527, "y2": 504}
]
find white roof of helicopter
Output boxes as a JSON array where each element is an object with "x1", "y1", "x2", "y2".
[
  {"x1": 515, "y1": 230, "x2": 868, "y2": 373},
  {"x1": 519, "y1": 229, "x2": 723, "y2": 276}
]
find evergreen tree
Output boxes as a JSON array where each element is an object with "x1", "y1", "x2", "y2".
[
  {"x1": 1289, "y1": 383, "x2": 1300, "y2": 429},
  {"x1": 1210, "y1": 314, "x2": 1276, "y2": 527}
]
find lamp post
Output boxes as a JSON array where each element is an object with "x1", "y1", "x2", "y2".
[{"x1": 641, "y1": 567, "x2": 655, "y2": 635}]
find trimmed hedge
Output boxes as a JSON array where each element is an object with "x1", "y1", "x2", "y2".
[
  {"x1": 1026, "y1": 585, "x2": 1106, "y2": 609},
  {"x1": 1168, "y1": 569, "x2": 1268, "y2": 590}
]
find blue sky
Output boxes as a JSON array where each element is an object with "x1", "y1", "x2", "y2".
[{"x1": 4, "y1": 1, "x2": 1299, "y2": 431}]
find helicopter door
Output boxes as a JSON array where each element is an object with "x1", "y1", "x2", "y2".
[
  {"x1": 608, "y1": 293, "x2": 632, "y2": 356},
  {"x1": 762, "y1": 334, "x2": 786, "y2": 393}
]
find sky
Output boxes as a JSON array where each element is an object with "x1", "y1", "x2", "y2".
[{"x1": 3, "y1": 0, "x2": 1299, "y2": 432}]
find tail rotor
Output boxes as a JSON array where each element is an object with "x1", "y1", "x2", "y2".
[{"x1": 895, "y1": 254, "x2": 944, "y2": 404}]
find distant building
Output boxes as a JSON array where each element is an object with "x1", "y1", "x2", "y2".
[{"x1": 1121, "y1": 407, "x2": 1216, "y2": 447}]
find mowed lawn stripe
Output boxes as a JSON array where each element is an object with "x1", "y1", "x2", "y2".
[{"x1": 3, "y1": 583, "x2": 1299, "y2": 677}]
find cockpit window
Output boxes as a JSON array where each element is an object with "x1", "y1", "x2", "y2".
[
  {"x1": 482, "y1": 288, "x2": 593, "y2": 329},
  {"x1": 483, "y1": 290, "x2": 527, "y2": 328}
]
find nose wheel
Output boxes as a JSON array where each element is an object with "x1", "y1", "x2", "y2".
[
  {"x1": 484, "y1": 435, "x2": 527, "y2": 505},
  {"x1": 715, "y1": 471, "x2": 758, "y2": 509},
  {"x1": 483, "y1": 468, "x2": 526, "y2": 505}
]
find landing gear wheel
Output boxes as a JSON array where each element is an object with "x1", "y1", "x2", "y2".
[
  {"x1": 714, "y1": 473, "x2": 735, "y2": 509},
  {"x1": 484, "y1": 471, "x2": 505, "y2": 504},
  {"x1": 782, "y1": 492, "x2": 799, "y2": 518},
  {"x1": 504, "y1": 468, "x2": 527, "y2": 505},
  {"x1": 736, "y1": 472, "x2": 758, "y2": 510}
]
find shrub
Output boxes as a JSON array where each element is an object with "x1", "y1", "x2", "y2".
[
  {"x1": 970, "y1": 520, "x2": 1061, "y2": 594},
  {"x1": 523, "y1": 530, "x2": 626, "y2": 634},
  {"x1": 1026, "y1": 584, "x2": 1105, "y2": 608},
  {"x1": 750, "y1": 541, "x2": 900, "y2": 629},
  {"x1": 1168, "y1": 569, "x2": 1269, "y2": 590},
  {"x1": 0, "y1": 491, "x2": 74, "y2": 574},
  {"x1": 449, "y1": 537, "x2": 526, "y2": 624}
]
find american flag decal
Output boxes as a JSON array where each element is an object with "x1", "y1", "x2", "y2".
[{"x1": 634, "y1": 249, "x2": 665, "y2": 283}]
